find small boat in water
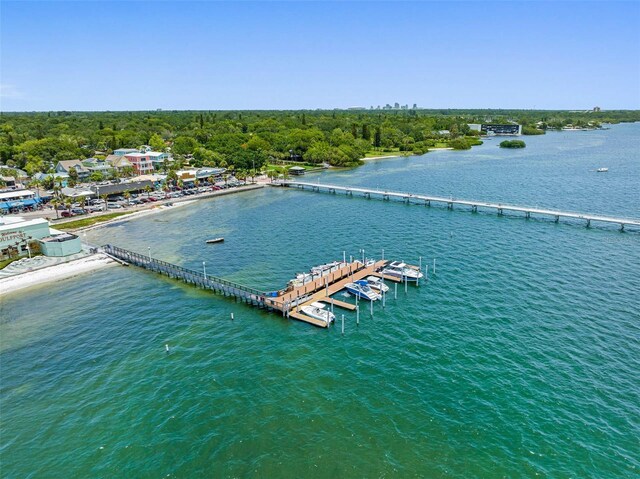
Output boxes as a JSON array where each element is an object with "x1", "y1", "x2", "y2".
[
  {"x1": 596, "y1": 167, "x2": 609, "y2": 173},
  {"x1": 300, "y1": 302, "x2": 335, "y2": 325},
  {"x1": 380, "y1": 261, "x2": 424, "y2": 282},
  {"x1": 206, "y1": 237, "x2": 224, "y2": 244},
  {"x1": 345, "y1": 280, "x2": 381, "y2": 301},
  {"x1": 365, "y1": 276, "x2": 389, "y2": 293}
]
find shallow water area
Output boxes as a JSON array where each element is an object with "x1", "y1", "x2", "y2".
[{"x1": 1, "y1": 124, "x2": 639, "y2": 478}]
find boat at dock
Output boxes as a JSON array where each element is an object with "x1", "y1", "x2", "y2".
[
  {"x1": 379, "y1": 261, "x2": 423, "y2": 282},
  {"x1": 288, "y1": 261, "x2": 347, "y2": 288},
  {"x1": 365, "y1": 276, "x2": 389, "y2": 292},
  {"x1": 300, "y1": 302, "x2": 335, "y2": 325},
  {"x1": 345, "y1": 280, "x2": 381, "y2": 301},
  {"x1": 206, "y1": 237, "x2": 224, "y2": 244}
]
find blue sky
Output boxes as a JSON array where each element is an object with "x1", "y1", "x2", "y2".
[{"x1": 1, "y1": 1, "x2": 639, "y2": 111}]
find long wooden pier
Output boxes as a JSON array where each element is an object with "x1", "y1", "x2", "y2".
[
  {"x1": 283, "y1": 181, "x2": 640, "y2": 231},
  {"x1": 102, "y1": 244, "x2": 393, "y2": 328}
]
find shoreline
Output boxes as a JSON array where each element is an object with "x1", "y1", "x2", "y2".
[
  {"x1": 361, "y1": 154, "x2": 406, "y2": 161},
  {"x1": 0, "y1": 253, "x2": 116, "y2": 297},
  {"x1": 1, "y1": 184, "x2": 266, "y2": 295},
  {"x1": 56, "y1": 183, "x2": 265, "y2": 233},
  {"x1": 362, "y1": 147, "x2": 455, "y2": 161}
]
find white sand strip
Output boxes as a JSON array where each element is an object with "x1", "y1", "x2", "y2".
[{"x1": 0, "y1": 254, "x2": 116, "y2": 297}]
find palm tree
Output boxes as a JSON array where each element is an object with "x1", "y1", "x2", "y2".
[
  {"x1": 100, "y1": 194, "x2": 108, "y2": 211},
  {"x1": 123, "y1": 190, "x2": 131, "y2": 205},
  {"x1": 50, "y1": 196, "x2": 61, "y2": 219},
  {"x1": 64, "y1": 196, "x2": 73, "y2": 215},
  {"x1": 30, "y1": 178, "x2": 42, "y2": 199},
  {"x1": 144, "y1": 185, "x2": 152, "y2": 198}
]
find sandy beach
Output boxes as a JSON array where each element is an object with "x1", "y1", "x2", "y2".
[
  {"x1": 361, "y1": 154, "x2": 406, "y2": 161},
  {"x1": 0, "y1": 253, "x2": 116, "y2": 296}
]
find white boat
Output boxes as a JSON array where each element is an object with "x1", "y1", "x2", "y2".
[
  {"x1": 365, "y1": 276, "x2": 389, "y2": 293},
  {"x1": 310, "y1": 261, "x2": 344, "y2": 276},
  {"x1": 300, "y1": 302, "x2": 335, "y2": 325},
  {"x1": 288, "y1": 272, "x2": 313, "y2": 288},
  {"x1": 380, "y1": 261, "x2": 424, "y2": 282},
  {"x1": 288, "y1": 261, "x2": 347, "y2": 288},
  {"x1": 345, "y1": 280, "x2": 381, "y2": 301},
  {"x1": 596, "y1": 167, "x2": 609, "y2": 173}
]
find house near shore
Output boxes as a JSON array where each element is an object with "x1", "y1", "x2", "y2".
[
  {"x1": 105, "y1": 154, "x2": 133, "y2": 172},
  {"x1": 124, "y1": 151, "x2": 170, "y2": 175},
  {"x1": 113, "y1": 148, "x2": 139, "y2": 156},
  {"x1": 55, "y1": 160, "x2": 91, "y2": 179},
  {"x1": 82, "y1": 158, "x2": 113, "y2": 177}
]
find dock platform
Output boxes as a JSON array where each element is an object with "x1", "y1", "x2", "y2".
[{"x1": 102, "y1": 244, "x2": 399, "y2": 328}]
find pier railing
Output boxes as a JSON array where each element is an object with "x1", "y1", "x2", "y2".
[
  {"x1": 102, "y1": 244, "x2": 270, "y2": 307},
  {"x1": 282, "y1": 181, "x2": 640, "y2": 231}
]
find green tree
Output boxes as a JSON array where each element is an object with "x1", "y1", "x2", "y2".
[
  {"x1": 50, "y1": 196, "x2": 61, "y2": 219},
  {"x1": 172, "y1": 136, "x2": 199, "y2": 155},
  {"x1": 149, "y1": 133, "x2": 166, "y2": 152},
  {"x1": 89, "y1": 171, "x2": 104, "y2": 182},
  {"x1": 373, "y1": 127, "x2": 382, "y2": 148},
  {"x1": 68, "y1": 166, "x2": 79, "y2": 184},
  {"x1": 450, "y1": 138, "x2": 471, "y2": 150}
]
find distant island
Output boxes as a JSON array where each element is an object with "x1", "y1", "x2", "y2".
[{"x1": 499, "y1": 140, "x2": 526, "y2": 149}]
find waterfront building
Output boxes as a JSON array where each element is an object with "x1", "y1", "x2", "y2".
[
  {"x1": 89, "y1": 180, "x2": 155, "y2": 198},
  {"x1": 0, "y1": 189, "x2": 41, "y2": 213},
  {"x1": 124, "y1": 151, "x2": 170, "y2": 174},
  {"x1": 195, "y1": 167, "x2": 226, "y2": 180},
  {"x1": 0, "y1": 216, "x2": 50, "y2": 259},
  {"x1": 82, "y1": 158, "x2": 113, "y2": 177},
  {"x1": 105, "y1": 154, "x2": 133, "y2": 172},
  {"x1": 289, "y1": 166, "x2": 306, "y2": 176},
  {"x1": 55, "y1": 160, "x2": 91, "y2": 179},
  {"x1": 113, "y1": 148, "x2": 139, "y2": 156},
  {"x1": 39, "y1": 232, "x2": 82, "y2": 257},
  {"x1": 468, "y1": 123, "x2": 522, "y2": 135}
]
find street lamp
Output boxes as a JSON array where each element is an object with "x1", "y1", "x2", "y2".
[{"x1": 203, "y1": 261, "x2": 207, "y2": 280}]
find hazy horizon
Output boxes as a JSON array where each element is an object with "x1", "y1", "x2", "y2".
[{"x1": 2, "y1": 1, "x2": 639, "y2": 111}]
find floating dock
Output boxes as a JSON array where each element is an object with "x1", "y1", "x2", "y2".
[
  {"x1": 282, "y1": 181, "x2": 640, "y2": 231},
  {"x1": 102, "y1": 245, "x2": 405, "y2": 328}
]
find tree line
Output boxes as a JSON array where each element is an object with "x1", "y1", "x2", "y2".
[{"x1": 1, "y1": 109, "x2": 638, "y2": 177}]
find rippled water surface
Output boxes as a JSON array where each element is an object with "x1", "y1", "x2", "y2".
[{"x1": 2, "y1": 124, "x2": 639, "y2": 477}]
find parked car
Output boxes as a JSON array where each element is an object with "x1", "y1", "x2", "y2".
[
  {"x1": 61, "y1": 211, "x2": 74, "y2": 217},
  {"x1": 71, "y1": 208, "x2": 87, "y2": 215},
  {"x1": 107, "y1": 203, "x2": 123, "y2": 209}
]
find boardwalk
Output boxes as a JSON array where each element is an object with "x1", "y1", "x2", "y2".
[{"x1": 283, "y1": 181, "x2": 640, "y2": 231}]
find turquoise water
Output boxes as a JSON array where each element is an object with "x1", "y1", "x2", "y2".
[{"x1": 2, "y1": 124, "x2": 639, "y2": 477}]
